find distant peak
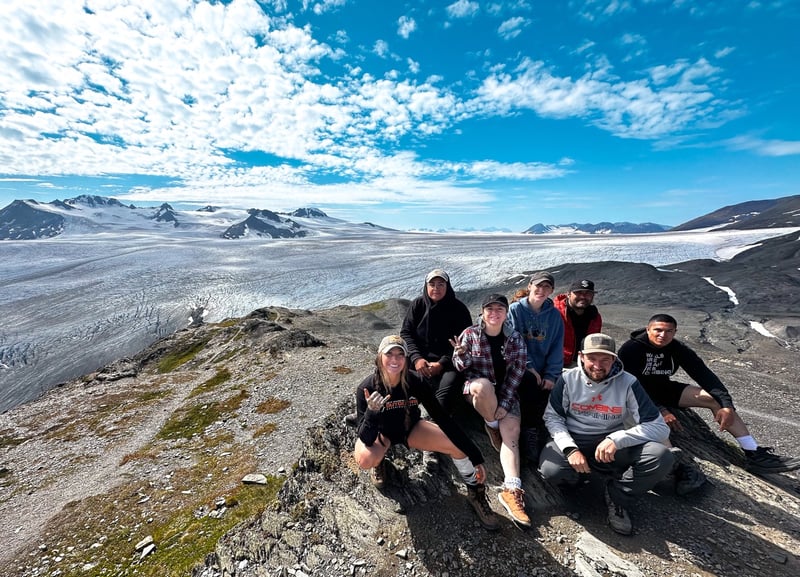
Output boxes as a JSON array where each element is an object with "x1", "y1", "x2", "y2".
[{"x1": 289, "y1": 207, "x2": 327, "y2": 218}]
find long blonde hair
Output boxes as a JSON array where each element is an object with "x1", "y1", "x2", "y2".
[{"x1": 373, "y1": 350, "x2": 412, "y2": 431}]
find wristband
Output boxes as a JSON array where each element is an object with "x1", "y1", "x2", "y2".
[{"x1": 563, "y1": 446, "x2": 579, "y2": 458}]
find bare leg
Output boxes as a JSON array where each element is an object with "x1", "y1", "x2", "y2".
[{"x1": 678, "y1": 385, "x2": 750, "y2": 437}]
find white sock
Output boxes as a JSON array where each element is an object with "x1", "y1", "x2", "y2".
[
  {"x1": 453, "y1": 456, "x2": 478, "y2": 485},
  {"x1": 503, "y1": 476, "x2": 522, "y2": 490},
  {"x1": 485, "y1": 420, "x2": 499, "y2": 429},
  {"x1": 736, "y1": 435, "x2": 758, "y2": 451}
]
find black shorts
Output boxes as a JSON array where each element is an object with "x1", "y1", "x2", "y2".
[{"x1": 644, "y1": 381, "x2": 690, "y2": 408}]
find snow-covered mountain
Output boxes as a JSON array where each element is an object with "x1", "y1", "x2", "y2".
[
  {"x1": 523, "y1": 221, "x2": 671, "y2": 235},
  {"x1": 670, "y1": 195, "x2": 800, "y2": 231},
  {"x1": 0, "y1": 195, "x2": 389, "y2": 240}
]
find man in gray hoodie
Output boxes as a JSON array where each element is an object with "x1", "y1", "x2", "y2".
[{"x1": 539, "y1": 333, "x2": 673, "y2": 535}]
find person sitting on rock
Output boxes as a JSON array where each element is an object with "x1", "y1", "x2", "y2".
[
  {"x1": 553, "y1": 279, "x2": 602, "y2": 368},
  {"x1": 401, "y1": 268, "x2": 473, "y2": 412},
  {"x1": 617, "y1": 313, "x2": 800, "y2": 476},
  {"x1": 539, "y1": 333, "x2": 673, "y2": 536},
  {"x1": 508, "y1": 271, "x2": 564, "y2": 465},
  {"x1": 451, "y1": 293, "x2": 531, "y2": 528},
  {"x1": 353, "y1": 335, "x2": 499, "y2": 531}
]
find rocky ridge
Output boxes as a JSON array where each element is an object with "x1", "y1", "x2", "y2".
[{"x1": 1, "y1": 262, "x2": 799, "y2": 576}]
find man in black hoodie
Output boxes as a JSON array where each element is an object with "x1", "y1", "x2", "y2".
[
  {"x1": 401, "y1": 269, "x2": 473, "y2": 412},
  {"x1": 618, "y1": 313, "x2": 800, "y2": 476}
]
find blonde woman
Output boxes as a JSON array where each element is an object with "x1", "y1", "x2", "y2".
[{"x1": 353, "y1": 335, "x2": 498, "y2": 530}]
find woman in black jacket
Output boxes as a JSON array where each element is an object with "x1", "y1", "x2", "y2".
[{"x1": 354, "y1": 335, "x2": 499, "y2": 530}]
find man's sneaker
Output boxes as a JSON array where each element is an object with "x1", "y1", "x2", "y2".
[
  {"x1": 674, "y1": 462, "x2": 707, "y2": 496},
  {"x1": 370, "y1": 460, "x2": 387, "y2": 488},
  {"x1": 604, "y1": 482, "x2": 633, "y2": 535},
  {"x1": 745, "y1": 447, "x2": 800, "y2": 474},
  {"x1": 522, "y1": 427, "x2": 540, "y2": 464},
  {"x1": 484, "y1": 423, "x2": 503, "y2": 452},
  {"x1": 498, "y1": 488, "x2": 531, "y2": 527},
  {"x1": 466, "y1": 484, "x2": 500, "y2": 531},
  {"x1": 343, "y1": 412, "x2": 358, "y2": 427}
]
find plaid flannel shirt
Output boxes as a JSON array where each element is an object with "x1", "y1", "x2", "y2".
[{"x1": 452, "y1": 324, "x2": 527, "y2": 411}]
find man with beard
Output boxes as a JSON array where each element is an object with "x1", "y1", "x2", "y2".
[
  {"x1": 554, "y1": 279, "x2": 603, "y2": 368},
  {"x1": 539, "y1": 333, "x2": 673, "y2": 535}
]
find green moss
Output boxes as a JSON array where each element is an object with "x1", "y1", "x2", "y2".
[
  {"x1": 189, "y1": 368, "x2": 232, "y2": 398},
  {"x1": 213, "y1": 347, "x2": 241, "y2": 363},
  {"x1": 44, "y1": 475, "x2": 283, "y2": 577},
  {"x1": 0, "y1": 431, "x2": 25, "y2": 450},
  {"x1": 157, "y1": 390, "x2": 248, "y2": 440},
  {"x1": 215, "y1": 318, "x2": 239, "y2": 328},
  {"x1": 141, "y1": 481, "x2": 280, "y2": 576},
  {"x1": 137, "y1": 388, "x2": 171, "y2": 403},
  {"x1": 157, "y1": 336, "x2": 213, "y2": 373},
  {"x1": 359, "y1": 301, "x2": 386, "y2": 312}
]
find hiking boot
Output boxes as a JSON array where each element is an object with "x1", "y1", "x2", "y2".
[
  {"x1": 745, "y1": 447, "x2": 800, "y2": 474},
  {"x1": 522, "y1": 427, "x2": 540, "y2": 465},
  {"x1": 674, "y1": 462, "x2": 707, "y2": 496},
  {"x1": 370, "y1": 460, "x2": 387, "y2": 488},
  {"x1": 498, "y1": 488, "x2": 531, "y2": 527},
  {"x1": 466, "y1": 483, "x2": 500, "y2": 531},
  {"x1": 484, "y1": 423, "x2": 502, "y2": 452},
  {"x1": 604, "y1": 482, "x2": 632, "y2": 535},
  {"x1": 343, "y1": 412, "x2": 358, "y2": 427}
]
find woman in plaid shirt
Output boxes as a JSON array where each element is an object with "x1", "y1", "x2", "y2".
[{"x1": 451, "y1": 293, "x2": 530, "y2": 527}]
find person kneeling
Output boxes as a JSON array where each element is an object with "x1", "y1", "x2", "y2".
[
  {"x1": 538, "y1": 334, "x2": 673, "y2": 535},
  {"x1": 353, "y1": 335, "x2": 499, "y2": 531}
]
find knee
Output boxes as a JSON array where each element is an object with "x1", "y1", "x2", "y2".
[
  {"x1": 354, "y1": 446, "x2": 381, "y2": 470},
  {"x1": 470, "y1": 378, "x2": 494, "y2": 399}
]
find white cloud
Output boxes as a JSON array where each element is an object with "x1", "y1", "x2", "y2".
[
  {"x1": 714, "y1": 46, "x2": 735, "y2": 58},
  {"x1": 303, "y1": 0, "x2": 347, "y2": 15},
  {"x1": 446, "y1": 0, "x2": 480, "y2": 19},
  {"x1": 498, "y1": 17, "x2": 530, "y2": 40},
  {"x1": 474, "y1": 57, "x2": 725, "y2": 139},
  {"x1": 397, "y1": 15, "x2": 417, "y2": 39},
  {"x1": 373, "y1": 39, "x2": 390, "y2": 58},
  {"x1": 725, "y1": 135, "x2": 800, "y2": 156}
]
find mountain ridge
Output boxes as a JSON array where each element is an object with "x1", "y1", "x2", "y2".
[{"x1": 3, "y1": 193, "x2": 800, "y2": 240}]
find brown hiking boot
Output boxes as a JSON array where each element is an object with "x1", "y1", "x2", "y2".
[
  {"x1": 498, "y1": 487, "x2": 531, "y2": 527},
  {"x1": 370, "y1": 460, "x2": 387, "y2": 488},
  {"x1": 484, "y1": 423, "x2": 502, "y2": 452},
  {"x1": 466, "y1": 483, "x2": 499, "y2": 531}
]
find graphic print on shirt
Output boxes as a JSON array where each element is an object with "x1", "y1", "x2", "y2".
[{"x1": 643, "y1": 352, "x2": 672, "y2": 376}]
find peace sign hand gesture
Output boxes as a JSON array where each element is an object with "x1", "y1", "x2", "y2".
[
  {"x1": 449, "y1": 335, "x2": 466, "y2": 356},
  {"x1": 365, "y1": 389, "x2": 391, "y2": 412}
]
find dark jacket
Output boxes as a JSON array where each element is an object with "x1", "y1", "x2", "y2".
[
  {"x1": 553, "y1": 293, "x2": 602, "y2": 366},
  {"x1": 356, "y1": 371, "x2": 484, "y2": 467},
  {"x1": 617, "y1": 328, "x2": 735, "y2": 410},
  {"x1": 401, "y1": 278, "x2": 472, "y2": 371}
]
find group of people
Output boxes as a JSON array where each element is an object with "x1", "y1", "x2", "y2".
[{"x1": 351, "y1": 269, "x2": 800, "y2": 535}]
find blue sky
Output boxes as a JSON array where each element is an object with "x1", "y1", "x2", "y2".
[{"x1": 1, "y1": 0, "x2": 798, "y2": 231}]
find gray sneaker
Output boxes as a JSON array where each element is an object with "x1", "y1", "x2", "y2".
[
  {"x1": 674, "y1": 462, "x2": 707, "y2": 496},
  {"x1": 604, "y1": 482, "x2": 632, "y2": 535}
]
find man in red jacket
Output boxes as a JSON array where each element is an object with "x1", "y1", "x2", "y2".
[{"x1": 554, "y1": 279, "x2": 603, "y2": 367}]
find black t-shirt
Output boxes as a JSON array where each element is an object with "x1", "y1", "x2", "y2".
[
  {"x1": 487, "y1": 332, "x2": 506, "y2": 387},
  {"x1": 568, "y1": 307, "x2": 593, "y2": 352}
]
